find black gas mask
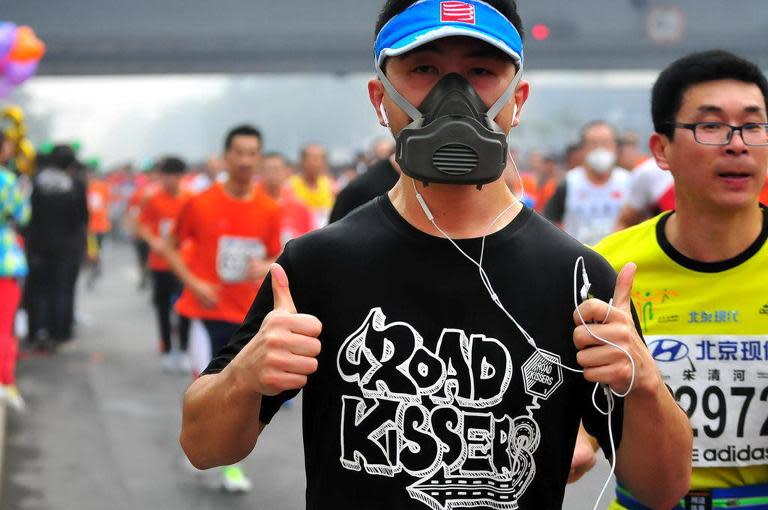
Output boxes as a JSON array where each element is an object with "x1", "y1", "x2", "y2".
[{"x1": 377, "y1": 67, "x2": 522, "y2": 187}]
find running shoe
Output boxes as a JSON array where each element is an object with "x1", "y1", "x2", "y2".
[
  {"x1": 175, "y1": 352, "x2": 192, "y2": 374},
  {"x1": 5, "y1": 385, "x2": 25, "y2": 412},
  {"x1": 161, "y1": 353, "x2": 175, "y2": 373},
  {"x1": 221, "y1": 465, "x2": 252, "y2": 493}
]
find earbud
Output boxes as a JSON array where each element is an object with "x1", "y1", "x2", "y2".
[
  {"x1": 512, "y1": 103, "x2": 519, "y2": 125},
  {"x1": 379, "y1": 103, "x2": 390, "y2": 127},
  {"x1": 580, "y1": 266, "x2": 591, "y2": 302}
]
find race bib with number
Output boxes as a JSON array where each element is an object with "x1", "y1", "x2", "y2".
[
  {"x1": 646, "y1": 334, "x2": 768, "y2": 468},
  {"x1": 216, "y1": 236, "x2": 266, "y2": 283},
  {"x1": 158, "y1": 218, "x2": 174, "y2": 238}
]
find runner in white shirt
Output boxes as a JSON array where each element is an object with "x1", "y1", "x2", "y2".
[
  {"x1": 615, "y1": 157, "x2": 675, "y2": 230},
  {"x1": 544, "y1": 121, "x2": 630, "y2": 245}
]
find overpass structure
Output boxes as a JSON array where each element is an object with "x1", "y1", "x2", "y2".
[{"x1": 5, "y1": 0, "x2": 768, "y2": 75}]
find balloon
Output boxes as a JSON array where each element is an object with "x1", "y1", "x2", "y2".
[
  {"x1": 5, "y1": 60, "x2": 37, "y2": 85},
  {"x1": 9, "y1": 26, "x2": 45, "y2": 62},
  {"x1": 0, "y1": 22, "x2": 15, "y2": 60},
  {"x1": 16, "y1": 138, "x2": 37, "y2": 175},
  {"x1": 0, "y1": 79, "x2": 14, "y2": 99}
]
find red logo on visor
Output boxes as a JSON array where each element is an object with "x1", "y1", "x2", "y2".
[{"x1": 441, "y1": 1, "x2": 476, "y2": 24}]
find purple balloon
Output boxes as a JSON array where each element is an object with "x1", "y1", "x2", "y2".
[
  {"x1": 0, "y1": 79, "x2": 14, "y2": 99},
  {"x1": 5, "y1": 59, "x2": 37, "y2": 85},
  {"x1": 0, "y1": 22, "x2": 15, "y2": 60}
]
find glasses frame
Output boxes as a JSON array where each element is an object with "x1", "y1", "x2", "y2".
[{"x1": 669, "y1": 121, "x2": 768, "y2": 146}]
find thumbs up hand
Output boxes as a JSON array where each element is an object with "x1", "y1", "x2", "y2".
[
  {"x1": 230, "y1": 263, "x2": 323, "y2": 396},
  {"x1": 572, "y1": 263, "x2": 658, "y2": 396}
]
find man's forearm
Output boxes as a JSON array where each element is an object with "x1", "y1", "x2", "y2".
[
  {"x1": 615, "y1": 380, "x2": 692, "y2": 509},
  {"x1": 135, "y1": 223, "x2": 159, "y2": 249},
  {"x1": 158, "y1": 238, "x2": 199, "y2": 290},
  {"x1": 180, "y1": 368, "x2": 265, "y2": 469}
]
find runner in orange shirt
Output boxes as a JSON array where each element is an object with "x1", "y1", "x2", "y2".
[
  {"x1": 285, "y1": 143, "x2": 336, "y2": 230},
  {"x1": 136, "y1": 157, "x2": 191, "y2": 373},
  {"x1": 259, "y1": 152, "x2": 313, "y2": 245},
  {"x1": 85, "y1": 172, "x2": 112, "y2": 288},
  {"x1": 125, "y1": 169, "x2": 160, "y2": 289},
  {"x1": 160, "y1": 125, "x2": 281, "y2": 492}
]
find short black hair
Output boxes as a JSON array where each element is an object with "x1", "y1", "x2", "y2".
[
  {"x1": 300, "y1": 143, "x2": 327, "y2": 161},
  {"x1": 49, "y1": 144, "x2": 77, "y2": 170},
  {"x1": 224, "y1": 124, "x2": 263, "y2": 151},
  {"x1": 652, "y1": 49, "x2": 768, "y2": 139},
  {"x1": 375, "y1": 1, "x2": 524, "y2": 62},
  {"x1": 158, "y1": 156, "x2": 187, "y2": 174},
  {"x1": 263, "y1": 151, "x2": 287, "y2": 163},
  {"x1": 579, "y1": 120, "x2": 618, "y2": 145}
]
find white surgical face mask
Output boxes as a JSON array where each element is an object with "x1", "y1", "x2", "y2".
[{"x1": 585, "y1": 148, "x2": 616, "y2": 175}]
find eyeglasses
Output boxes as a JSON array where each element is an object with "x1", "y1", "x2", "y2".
[{"x1": 670, "y1": 121, "x2": 768, "y2": 146}]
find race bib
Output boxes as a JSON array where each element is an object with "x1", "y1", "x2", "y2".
[
  {"x1": 646, "y1": 334, "x2": 768, "y2": 468},
  {"x1": 88, "y1": 192, "x2": 104, "y2": 210},
  {"x1": 216, "y1": 236, "x2": 266, "y2": 283},
  {"x1": 158, "y1": 218, "x2": 174, "y2": 238}
]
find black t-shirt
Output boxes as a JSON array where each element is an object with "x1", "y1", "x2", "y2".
[
  {"x1": 204, "y1": 196, "x2": 625, "y2": 510},
  {"x1": 328, "y1": 158, "x2": 399, "y2": 223},
  {"x1": 542, "y1": 179, "x2": 567, "y2": 224},
  {"x1": 27, "y1": 167, "x2": 89, "y2": 254}
]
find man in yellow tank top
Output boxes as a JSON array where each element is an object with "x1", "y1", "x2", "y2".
[
  {"x1": 286, "y1": 143, "x2": 336, "y2": 230},
  {"x1": 576, "y1": 50, "x2": 768, "y2": 509}
]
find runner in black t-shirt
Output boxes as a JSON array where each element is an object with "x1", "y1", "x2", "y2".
[
  {"x1": 329, "y1": 156, "x2": 399, "y2": 223},
  {"x1": 180, "y1": 1, "x2": 691, "y2": 509}
]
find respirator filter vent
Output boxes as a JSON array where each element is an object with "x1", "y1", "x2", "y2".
[{"x1": 432, "y1": 143, "x2": 479, "y2": 176}]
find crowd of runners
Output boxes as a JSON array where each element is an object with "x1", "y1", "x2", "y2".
[{"x1": 2, "y1": 107, "x2": 768, "y2": 498}]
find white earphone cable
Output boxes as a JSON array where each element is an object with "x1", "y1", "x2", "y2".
[{"x1": 411, "y1": 169, "x2": 636, "y2": 510}]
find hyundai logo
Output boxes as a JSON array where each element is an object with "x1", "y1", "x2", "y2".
[{"x1": 648, "y1": 339, "x2": 689, "y2": 362}]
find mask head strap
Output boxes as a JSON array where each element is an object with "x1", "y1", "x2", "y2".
[
  {"x1": 485, "y1": 62, "x2": 523, "y2": 130},
  {"x1": 377, "y1": 62, "x2": 523, "y2": 131},
  {"x1": 376, "y1": 66, "x2": 424, "y2": 127}
]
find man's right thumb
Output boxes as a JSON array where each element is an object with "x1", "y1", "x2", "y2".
[{"x1": 270, "y1": 263, "x2": 296, "y2": 313}]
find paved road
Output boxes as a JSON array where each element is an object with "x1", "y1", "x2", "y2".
[{"x1": 2, "y1": 241, "x2": 614, "y2": 510}]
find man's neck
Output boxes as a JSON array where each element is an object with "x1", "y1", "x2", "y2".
[
  {"x1": 263, "y1": 183, "x2": 281, "y2": 200},
  {"x1": 584, "y1": 166, "x2": 611, "y2": 185},
  {"x1": 389, "y1": 155, "x2": 403, "y2": 175},
  {"x1": 301, "y1": 173, "x2": 319, "y2": 188},
  {"x1": 666, "y1": 200, "x2": 764, "y2": 262},
  {"x1": 223, "y1": 177, "x2": 253, "y2": 200},
  {"x1": 388, "y1": 176, "x2": 522, "y2": 239}
]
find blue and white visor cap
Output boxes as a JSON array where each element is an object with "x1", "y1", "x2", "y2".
[{"x1": 375, "y1": 0, "x2": 523, "y2": 70}]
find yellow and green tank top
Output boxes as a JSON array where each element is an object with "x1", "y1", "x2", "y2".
[{"x1": 595, "y1": 209, "x2": 768, "y2": 506}]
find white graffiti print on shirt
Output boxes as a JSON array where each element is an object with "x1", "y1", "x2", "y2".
[{"x1": 336, "y1": 308, "x2": 545, "y2": 510}]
